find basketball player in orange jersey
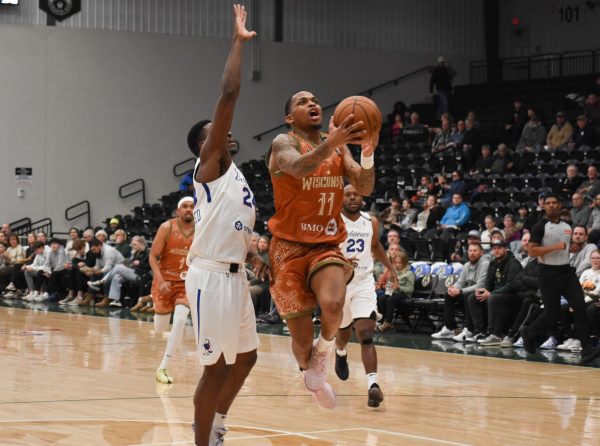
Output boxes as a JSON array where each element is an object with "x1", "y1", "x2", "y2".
[
  {"x1": 150, "y1": 196, "x2": 194, "y2": 385},
  {"x1": 267, "y1": 92, "x2": 376, "y2": 409}
]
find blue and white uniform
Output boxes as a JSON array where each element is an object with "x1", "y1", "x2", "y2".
[
  {"x1": 186, "y1": 161, "x2": 259, "y2": 365},
  {"x1": 339, "y1": 211, "x2": 377, "y2": 328}
]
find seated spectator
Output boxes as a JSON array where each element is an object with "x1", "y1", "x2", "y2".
[
  {"x1": 589, "y1": 194, "x2": 600, "y2": 231},
  {"x1": 470, "y1": 240, "x2": 523, "y2": 345},
  {"x1": 82, "y1": 229, "x2": 94, "y2": 244},
  {"x1": 584, "y1": 93, "x2": 600, "y2": 128},
  {"x1": 431, "y1": 242, "x2": 489, "y2": 341},
  {"x1": 65, "y1": 227, "x2": 88, "y2": 259},
  {"x1": 440, "y1": 171, "x2": 467, "y2": 207},
  {"x1": 571, "y1": 193, "x2": 591, "y2": 228},
  {"x1": 481, "y1": 215, "x2": 501, "y2": 251},
  {"x1": 570, "y1": 226, "x2": 597, "y2": 276},
  {"x1": 386, "y1": 228, "x2": 401, "y2": 249},
  {"x1": 504, "y1": 98, "x2": 528, "y2": 145},
  {"x1": 0, "y1": 233, "x2": 27, "y2": 296},
  {"x1": 113, "y1": 229, "x2": 132, "y2": 258},
  {"x1": 106, "y1": 218, "x2": 120, "y2": 239},
  {"x1": 95, "y1": 230, "x2": 109, "y2": 245},
  {"x1": 439, "y1": 193, "x2": 471, "y2": 233},
  {"x1": 489, "y1": 143, "x2": 515, "y2": 174},
  {"x1": 0, "y1": 233, "x2": 6, "y2": 247},
  {"x1": 561, "y1": 164, "x2": 583, "y2": 198},
  {"x1": 43, "y1": 238, "x2": 69, "y2": 300},
  {"x1": 397, "y1": 199, "x2": 417, "y2": 230},
  {"x1": 87, "y1": 235, "x2": 150, "y2": 307},
  {"x1": 37, "y1": 231, "x2": 49, "y2": 246},
  {"x1": 391, "y1": 113, "x2": 404, "y2": 141},
  {"x1": 448, "y1": 119, "x2": 466, "y2": 147},
  {"x1": 431, "y1": 114, "x2": 452, "y2": 154},
  {"x1": 546, "y1": 111, "x2": 573, "y2": 150},
  {"x1": 560, "y1": 208, "x2": 573, "y2": 225},
  {"x1": 583, "y1": 250, "x2": 600, "y2": 338},
  {"x1": 387, "y1": 101, "x2": 407, "y2": 126},
  {"x1": 569, "y1": 115, "x2": 595, "y2": 150},
  {"x1": 0, "y1": 242, "x2": 9, "y2": 292},
  {"x1": 460, "y1": 118, "x2": 481, "y2": 171},
  {"x1": 402, "y1": 112, "x2": 429, "y2": 144},
  {"x1": 376, "y1": 251, "x2": 415, "y2": 332},
  {"x1": 249, "y1": 235, "x2": 271, "y2": 315},
  {"x1": 409, "y1": 195, "x2": 444, "y2": 235},
  {"x1": 577, "y1": 165, "x2": 600, "y2": 201},
  {"x1": 411, "y1": 175, "x2": 437, "y2": 207},
  {"x1": 179, "y1": 172, "x2": 194, "y2": 194},
  {"x1": 450, "y1": 230, "x2": 481, "y2": 263},
  {"x1": 516, "y1": 114, "x2": 546, "y2": 153},
  {"x1": 81, "y1": 238, "x2": 125, "y2": 307},
  {"x1": 470, "y1": 144, "x2": 494, "y2": 176},
  {"x1": 59, "y1": 239, "x2": 89, "y2": 305},
  {"x1": 22, "y1": 241, "x2": 49, "y2": 302},
  {"x1": 523, "y1": 194, "x2": 547, "y2": 232},
  {"x1": 1, "y1": 223, "x2": 10, "y2": 237},
  {"x1": 380, "y1": 197, "x2": 402, "y2": 229},
  {"x1": 515, "y1": 205, "x2": 529, "y2": 231},
  {"x1": 249, "y1": 232, "x2": 260, "y2": 253},
  {"x1": 503, "y1": 214, "x2": 521, "y2": 243}
]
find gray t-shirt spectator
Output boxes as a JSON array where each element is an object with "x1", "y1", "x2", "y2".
[
  {"x1": 95, "y1": 244, "x2": 125, "y2": 274},
  {"x1": 455, "y1": 257, "x2": 490, "y2": 295},
  {"x1": 44, "y1": 247, "x2": 68, "y2": 274},
  {"x1": 571, "y1": 206, "x2": 592, "y2": 228},
  {"x1": 570, "y1": 243, "x2": 597, "y2": 277}
]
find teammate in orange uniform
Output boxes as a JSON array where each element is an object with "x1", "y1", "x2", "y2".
[
  {"x1": 150, "y1": 196, "x2": 194, "y2": 384},
  {"x1": 267, "y1": 91, "x2": 376, "y2": 408}
]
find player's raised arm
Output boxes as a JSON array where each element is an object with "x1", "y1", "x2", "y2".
[
  {"x1": 196, "y1": 4, "x2": 256, "y2": 183},
  {"x1": 342, "y1": 135, "x2": 377, "y2": 196}
]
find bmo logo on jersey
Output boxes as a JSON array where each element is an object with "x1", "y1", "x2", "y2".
[
  {"x1": 234, "y1": 219, "x2": 252, "y2": 234},
  {"x1": 300, "y1": 219, "x2": 338, "y2": 235}
]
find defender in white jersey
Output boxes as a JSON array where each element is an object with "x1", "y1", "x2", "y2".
[
  {"x1": 334, "y1": 184, "x2": 399, "y2": 407},
  {"x1": 183, "y1": 6, "x2": 262, "y2": 446}
]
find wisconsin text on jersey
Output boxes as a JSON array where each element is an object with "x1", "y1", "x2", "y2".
[{"x1": 301, "y1": 175, "x2": 344, "y2": 191}]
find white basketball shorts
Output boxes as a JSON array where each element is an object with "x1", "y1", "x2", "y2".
[
  {"x1": 340, "y1": 274, "x2": 377, "y2": 329},
  {"x1": 186, "y1": 258, "x2": 259, "y2": 366}
]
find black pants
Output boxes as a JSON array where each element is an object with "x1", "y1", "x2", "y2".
[
  {"x1": 377, "y1": 291, "x2": 411, "y2": 324},
  {"x1": 0, "y1": 267, "x2": 11, "y2": 291},
  {"x1": 488, "y1": 293, "x2": 522, "y2": 337},
  {"x1": 33, "y1": 270, "x2": 48, "y2": 291},
  {"x1": 507, "y1": 294, "x2": 541, "y2": 338},
  {"x1": 559, "y1": 304, "x2": 575, "y2": 339},
  {"x1": 467, "y1": 293, "x2": 488, "y2": 334},
  {"x1": 528, "y1": 265, "x2": 591, "y2": 348},
  {"x1": 11, "y1": 265, "x2": 27, "y2": 289},
  {"x1": 443, "y1": 292, "x2": 473, "y2": 331},
  {"x1": 586, "y1": 301, "x2": 600, "y2": 337},
  {"x1": 68, "y1": 268, "x2": 88, "y2": 293}
]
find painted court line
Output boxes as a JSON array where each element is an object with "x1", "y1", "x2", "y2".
[
  {"x1": 538, "y1": 369, "x2": 600, "y2": 375},
  {"x1": 364, "y1": 427, "x2": 472, "y2": 446}
]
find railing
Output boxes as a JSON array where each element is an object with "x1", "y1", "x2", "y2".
[
  {"x1": 65, "y1": 200, "x2": 91, "y2": 229},
  {"x1": 173, "y1": 158, "x2": 195, "y2": 177},
  {"x1": 469, "y1": 49, "x2": 600, "y2": 84},
  {"x1": 252, "y1": 65, "x2": 434, "y2": 141},
  {"x1": 8, "y1": 217, "x2": 32, "y2": 237},
  {"x1": 29, "y1": 218, "x2": 53, "y2": 237},
  {"x1": 119, "y1": 178, "x2": 146, "y2": 207}
]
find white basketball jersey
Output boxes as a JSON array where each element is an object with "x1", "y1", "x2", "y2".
[
  {"x1": 340, "y1": 211, "x2": 374, "y2": 280},
  {"x1": 187, "y1": 161, "x2": 256, "y2": 265}
]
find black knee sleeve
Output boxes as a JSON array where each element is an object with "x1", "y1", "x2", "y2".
[{"x1": 360, "y1": 338, "x2": 374, "y2": 345}]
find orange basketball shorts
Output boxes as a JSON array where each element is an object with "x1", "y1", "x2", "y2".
[
  {"x1": 151, "y1": 279, "x2": 188, "y2": 315},
  {"x1": 269, "y1": 236, "x2": 354, "y2": 320}
]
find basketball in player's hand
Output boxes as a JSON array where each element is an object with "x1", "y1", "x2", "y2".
[{"x1": 333, "y1": 96, "x2": 382, "y2": 144}]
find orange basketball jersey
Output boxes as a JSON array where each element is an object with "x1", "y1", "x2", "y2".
[
  {"x1": 268, "y1": 131, "x2": 347, "y2": 245},
  {"x1": 159, "y1": 219, "x2": 193, "y2": 282}
]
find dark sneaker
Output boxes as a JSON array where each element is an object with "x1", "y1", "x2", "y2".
[
  {"x1": 520, "y1": 326, "x2": 536, "y2": 354},
  {"x1": 368, "y1": 383, "x2": 383, "y2": 408},
  {"x1": 580, "y1": 345, "x2": 600, "y2": 365},
  {"x1": 335, "y1": 352, "x2": 349, "y2": 381}
]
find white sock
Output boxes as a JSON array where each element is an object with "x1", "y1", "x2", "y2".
[
  {"x1": 336, "y1": 348, "x2": 347, "y2": 357},
  {"x1": 315, "y1": 333, "x2": 335, "y2": 353},
  {"x1": 154, "y1": 313, "x2": 171, "y2": 334},
  {"x1": 213, "y1": 412, "x2": 227, "y2": 430},
  {"x1": 367, "y1": 372, "x2": 378, "y2": 389},
  {"x1": 159, "y1": 305, "x2": 190, "y2": 370}
]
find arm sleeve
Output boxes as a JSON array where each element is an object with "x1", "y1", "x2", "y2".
[{"x1": 529, "y1": 221, "x2": 545, "y2": 245}]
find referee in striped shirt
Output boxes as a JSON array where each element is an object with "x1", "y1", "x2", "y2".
[{"x1": 522, "y1": 193, "x2": 600, "y2": 364}]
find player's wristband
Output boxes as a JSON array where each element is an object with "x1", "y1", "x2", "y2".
[{"x1": 361, "y1": 154, "x2": 374, "y2": 169}]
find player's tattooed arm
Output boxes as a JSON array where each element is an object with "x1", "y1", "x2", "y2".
[
  {"x1": 270, "y1": 133, "x2": 336, "y2": 178},
  {"x1": 342, "y1": 144, "x2": 375, "y2": 196}
]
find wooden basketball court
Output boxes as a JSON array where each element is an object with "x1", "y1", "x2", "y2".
[{"x1": 2, "y1": 305, "x2": 600, "y2": 446}]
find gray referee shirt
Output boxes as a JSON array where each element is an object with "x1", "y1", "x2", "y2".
[{"x1": 530, "y1": 218, "x2": 572, "y2": 265}]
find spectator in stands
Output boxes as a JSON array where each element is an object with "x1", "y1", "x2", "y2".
[
  {"x1": 250, "y1": 235, "x2": 271, "y2": 316},
  {"x1": 460, "y1": 118, "x2": 481, "y2": 171},
  {"x1": 65, "y1": 228, "x2": 85, "y2": 259},
  {"x1": 87, "y1": 235, "x2": 150, "y2": 308},
  {"x1": 82, "y1": 229, "x2": 94, "y2": 244},
  {"x1": 503, "y1": 214, "x2": 521, "y2": 243},
  {"x1": 440, "y1": 171, "x2": 467, "y2": 207},
  {"x1": 490, "y1": 143, "x2": 515, "y2": 174},
  {"x1": 439, "y1": 193, "x2": 471, "y2": 236},
  {"x1": 411, "y1": 175, "x2": 437, "y2": 207},
  {"x1": 44, "y1": 238, "x2": 69, "y2": 300},
  {"x1": 386, "y1": 243, "x2": 402, "y2": 259},
  {"x1": 410, "y1": 194, "x2": 444, "y2": 235},
  {"x1": 470, "y1": 144, "x2": 494, "y2": 176},
  {"x1": 432, "y1": 242, "x2": 489, "y2": 341},
  {"x1": 249, "y1": 232, "x2": 259, "y2": 253},
  {"x1": 376, "y1": 250, "x2": 415, "y2": 332},
  {"x1": 576, "y1": 165, "x2": 600, "y2": 200},
  {"x1": 397, "y1": 199, "x2": 417, "y2": 230},
  {"x1": 449, "y1": 119, "x2": 466, "y2": 148},
  {"x1": 59, "y1": 239, "x2": 89, "y2": 305},
  {"x1": 95, "y1": 230, "x2": 108, "y2": 245},
  {"x1": 569, "y1": 115, "x2": 595, "y2": 150},
  {"x1": 561, "y1": 164, "x2": 584, "y2": 197},
  {"x1": 179, "y1": 172, "x2": 194, "y2": 194},
  {"x1": 505, "y1": 98, "x2": 528, "y2": 146},
  {"x1": 387, "y1": 101, "x2": 407, "y2": 125},
  {"x1": 513, "y1": 232, "x2": 531, "y2": 267},
  {"x1": 431, "y1": 113, "x2": 452, "y2": 154},
  {"x1": 481, "y1": 215, "x2": 500, "y2": 251},
  {"x1": 402, "y1": 112, "x2": 429, "y2": 144},
  {"x1": 570, "y1": 226, "x2": 597, "y2": 277},
  {"x1": 523, "y1": 194, "x2": 547, "y2": 232},
  {"x1": 113, "y1": 229, "x2": 132, "y2": 258},
  {"x1": 584, "y1": 93, "x2": 600, "y2": 127},
  {"x1": 37, "y1": 231, "x2": 48, "y2": 245},
  {"x1": 560, "y1": 208, "x2": 573, "y2": 225},
  {"x1": 386, "y1": 228, "x2": 400, "y2": 249},
  {"x1": 380, "y1": 197, "x2": 402, "y2": 229},
  {"x1": 429, "y1": 56, "x2": 453, "y2": 118},
  {"x1": 82, "y1": 238, "x2": 125, "y2": 307},
  {"x1": 570, "y1": 193, "x2": 591, "y2": 228},
  {"x1": 391, "y1": 113, "x2": 404, "y2": 142},
  {"x1": 106, "y1": 218, "x2": 120, "y2": 239},
  {"x1": 0, "y1": 233, "x2": 6, "y2": 247},
  {"x1": 473, "y1": 240, "x2": 523, "y2": 346},
  {"x1": 0, "y1": 242, "x2": 10, "y2": 292},
  {"x1": 546, "y1": 111, "x2": 573, "y2": 151},
  {"x1": 588, "y1": 194, "x2": 600, "y2": 231},
  {"x1": 516, "y1": 114, "x2": 547, "y2": 153},
  {"x1": 583, "y1": 250, "x2": 600, "y2": 337},
  {"x1": 1, "y1": 223, "x2": 10, "y2": 237},
  {"x1": 0, "y1": 233, "x2": 27, "y2": 297},
  {"x1": 515, "y1": 205, "x2": 529, "y2": 231},
  {"x1": 450, "y1": 230, "x2": 482, "y2": 263},
  {"x1": 22, "y1": 241, "x2": 49, "y2": 302}
]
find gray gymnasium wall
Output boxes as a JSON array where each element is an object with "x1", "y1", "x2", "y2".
[
  {"x1": 0, "y1": 2, "x2": 484, "y2": 233},
  {"x1": 499, "y1": 0, "x2": 600, "y2": 57}
]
